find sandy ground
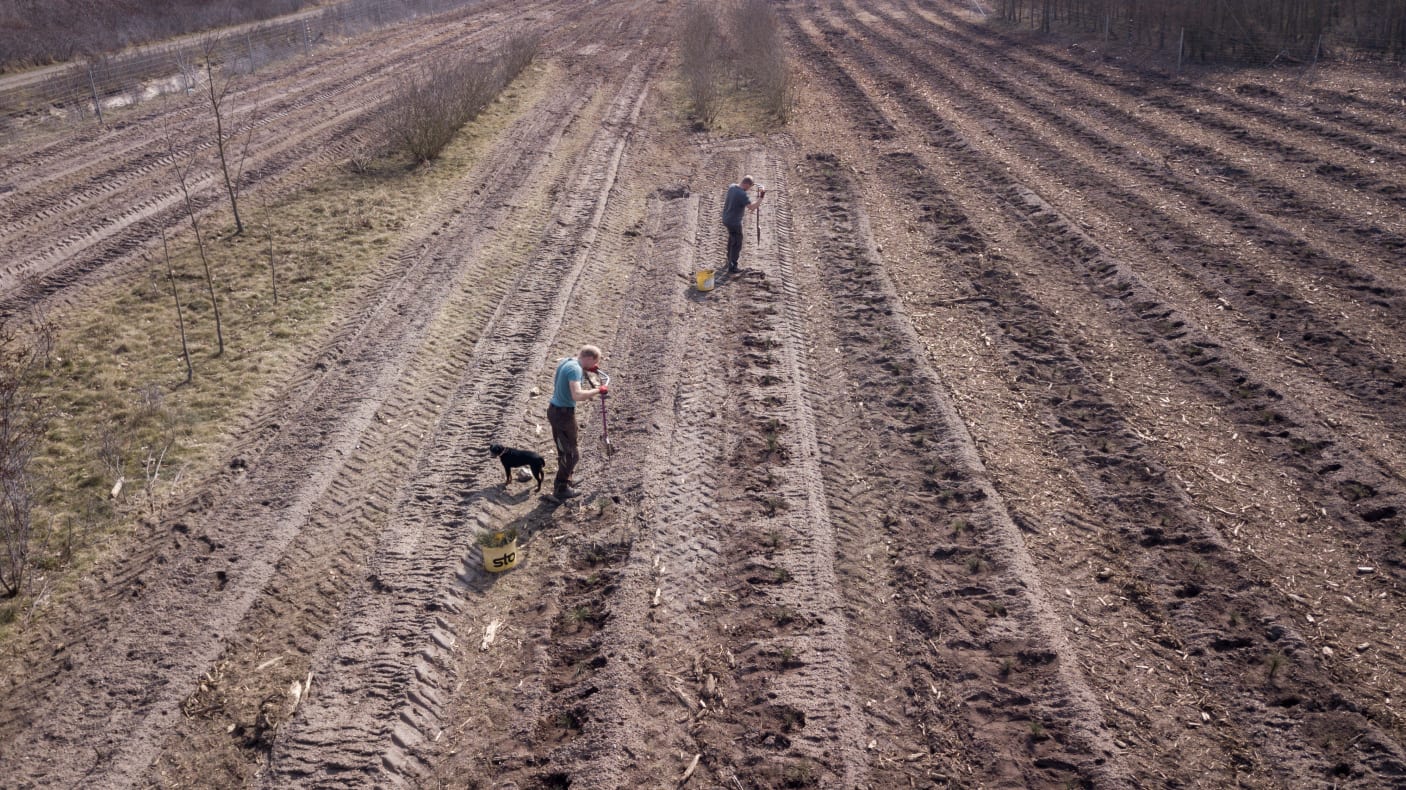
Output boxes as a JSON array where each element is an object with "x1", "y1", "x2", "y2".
[{"x1": 1, "y1": 0, "x2": 1404, "y2": 787}]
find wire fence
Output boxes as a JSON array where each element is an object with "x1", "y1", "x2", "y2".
[{"x1": 0, "y1": 0, "x2": 481, "y2": 133}]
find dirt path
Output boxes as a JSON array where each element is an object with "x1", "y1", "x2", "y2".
[{"x1": 2, "y1": 0, "x2": 1405, "y2": 787}]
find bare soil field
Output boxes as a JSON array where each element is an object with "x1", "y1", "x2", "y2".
[{"x1": 1, "y1": 0, "x2": 1404, "y2": 787}]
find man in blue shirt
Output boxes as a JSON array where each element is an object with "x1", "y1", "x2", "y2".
[
  {"x1": 546, "y1": 345, "x2": 608, "y2": 501},
  {"x1": 721, "y1": 175, "x2": 765, "y2": 273}
]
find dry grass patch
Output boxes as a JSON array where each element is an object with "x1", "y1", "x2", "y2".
[{"x1": 0, "y1": 60, "x2": 554, "y2": 641}]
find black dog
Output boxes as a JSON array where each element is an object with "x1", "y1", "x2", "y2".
[{"x1": 488, "y1": 444, "x2": 545, "y2": 492}]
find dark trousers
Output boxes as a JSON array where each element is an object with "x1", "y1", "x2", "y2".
[
  {"x1": 725, "y1": 223, "x2": 743, "y2": 269},
  {"x1": 547, "y1": 404, "x2": 578, "y2": 495}
]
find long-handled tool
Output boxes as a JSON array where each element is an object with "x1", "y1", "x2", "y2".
[
  {"x1": 755, "y1": 186, "x2": 763, "y2": 244},
  {"x1": 596, "y1": 370, "x2": 614, "y2": 456}
]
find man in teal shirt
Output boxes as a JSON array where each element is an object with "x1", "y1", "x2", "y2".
[{"x1": 547, "y1": 345, "x2": 608, "y2": 501}]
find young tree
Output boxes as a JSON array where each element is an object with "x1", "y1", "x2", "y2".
[
  {"x1": 0, "y1": 324, "x2": 49, "y2": 598},
  {"x1": 201, "y1": 35, "x2": 249, "y2": 235},
  {"x1": 680, "y1": 1, "x2": 723, "y2": 128},
  {"x1": 170, "y1": 141, "x2": 226, "y2": 356},
  {"x1": 160, "y1": 229, "x2": 195, "y2": 384}
]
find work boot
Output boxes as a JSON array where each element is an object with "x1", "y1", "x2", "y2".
[{"x1": 548, "y1": 487, "x2": 581, "y2": 503}]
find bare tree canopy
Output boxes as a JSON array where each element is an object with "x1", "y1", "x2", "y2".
[
  {"x1": 996, "y1": 0, "x2": 1406, "y2": 62},
  {"x1": 0, "y1": 0, "x2": 309, "y2": 71}
]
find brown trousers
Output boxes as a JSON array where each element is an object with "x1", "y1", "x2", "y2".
[{"x1": 547, "y1": 404, "x2": 579, "y2": 495}]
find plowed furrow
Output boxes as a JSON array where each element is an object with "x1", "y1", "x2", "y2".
[
  {"x1": 894, "y1": 0, "x2": 1406, "y2": 282},
  {"x1": 866, "y1": 143, "x2": 1406, "y2": 782},
  {"x1": 789, "y1": 4, "x2": 1406, "y2": 782},
  {"x1": 786, "y1": 127, "x2": 1144, "y2": 786},
  {"x1": 0, "y1": 0, "x2": 539, "y2": 188},
  {"x1": 801, "y1": 4, "x2": 1406, "y2": 553},
  {"x1": 142, "y1": 82, "x2": 597, "y2": 787},
  {"x1": 729, "y1": 149, "x2": 872, "y2": 785},
  {"x1": 264, "y1": 60, "x2": 653, "y2": 787},
  {"x1": 829, "y1": 1, "x2": 1406, "y2": 440},
  {"x1": 1301, "y1": 85, "x2": 1406, "y2": 140},
  {"x1": 913, "y1": 1, "x2": 1406, "y2": 162},
  {"x1": 789, "y1": 149, "x2": 1133, "y2": 785},
  {"x1": 0, "y1": 73, "x2": 592, "y2": 789},
  {"x1": 0, "y1": 0, "x2": 589, "y2": 314},
  {"x1": 895, "y1": 1, "x2": 1406, "y2": 281}
]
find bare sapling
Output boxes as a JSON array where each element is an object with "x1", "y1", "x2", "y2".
[
  {"x1": 141, "y1": 429, "x2": 176, "y2": 520},
  {"x1": 201, "y1": 35, "x2": 247, "y2": 235},
  {"x1": 161, "y1": 228, "x2": 195, "y2": 384},
  {"x1": 680, "y1": 1, "x2": 722, "y2": 128},
  {"x1": 733, "y1": 0, "x2": 793, "y2": 121},
  {"x1": 84, "y1": 54, "x2": 106, "y2": 127},
  {"x1": 98, "y1": 426, "x2": 128, "y2": 502},
  {"x1": 169, "y1": 140, "x2": 226, "y2": 356},
  {"x1": 501, "y1": 32, "x2": 541, "y2": 80},
  {"x1": 26, "y1": 303, "x2": 55, "y2": 370},
  {"x1": 231, "y1": 90, "x2": 260, "y2": 232},
  {"x1": 0, "y1": 323, "x2": 50, "y2": 598},
  {"x1": 175, "y1": 49, "x2": 198, "y2": 94},
  {"x1": 384, "y1": 36, "x2": 531, "y2": 163}
]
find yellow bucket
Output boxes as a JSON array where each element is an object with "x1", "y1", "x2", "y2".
[
  {"x1": 482, "y1": 540, "x2": 520, "y2": 573},
  {"x1": 695, "y1": 269, "x2": 716, "y2": 292}
]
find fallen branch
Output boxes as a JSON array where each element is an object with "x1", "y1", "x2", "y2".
[{"x1": 679, "y1": 753, "x2": 701, "y2": 785}]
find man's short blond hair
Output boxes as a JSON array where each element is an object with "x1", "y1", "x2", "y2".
[
  {"x1": 740, "y1": 175, "x2": 755, "y2": 187},
  {"x1": 579, "y1": 345, "x2": 602, "y2": 361}
]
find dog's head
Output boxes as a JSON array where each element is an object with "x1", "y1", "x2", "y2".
[{"x1": 488, "y1": 443, "x2": 504, "y2": 457}]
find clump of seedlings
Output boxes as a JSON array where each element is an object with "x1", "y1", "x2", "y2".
[
  {"x1": 760, "y1": 495, "x2": 788, "y2": 517},
  {"x1": 562, "y1": 605, "x2": 598, "y2": 634},
  {"x1": 1029, "y1": 720, "x2": 1048, "y2": 741},
  {"x1": 1265, "y1": 651, "x2": 1287, "y2": 680},
  {"x1": 477, "y1": 527, "x2": 518, "y2": 549},
  {"x1": 783, "y1": 760, "x2": 817, "y2": 787},
  {"x1": 555, "y1": 709, "x2": 583, "y2": 731}
]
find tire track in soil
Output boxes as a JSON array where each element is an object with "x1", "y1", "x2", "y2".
[
  {"x1": 839, "y1": 0, "x2": 1406, "y2": 446},
  {"x1": 0, "y1": 68, "x2": 592, "y2": 790},
  {"x1": 0, "y1": 0, "x2": 542, "y2": 192},
  {"x1": 0, "y1": 0, "x2": 582, "y2": 315},
  {"x1": 420, "y1": 144, "x2": 716, "y2": 786},
  {"x1": 676, "y1": 147, "x2": 878, "y2": 787},
  {"x1": 801, "y1": 0, "x2": 1406, "y2": 575},
  {"x1": 143, "y1": 77, "x2": 601, "y2": 788},
  {"x1": 262, "y1": 58, "x2": 654, "y2": 788},
  {"x1": 535, "y1": 153, "x2": 752, "y2": 787},
  {"x1": 788, "y1": 4, "x2": 1406, "y2": 783}
]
